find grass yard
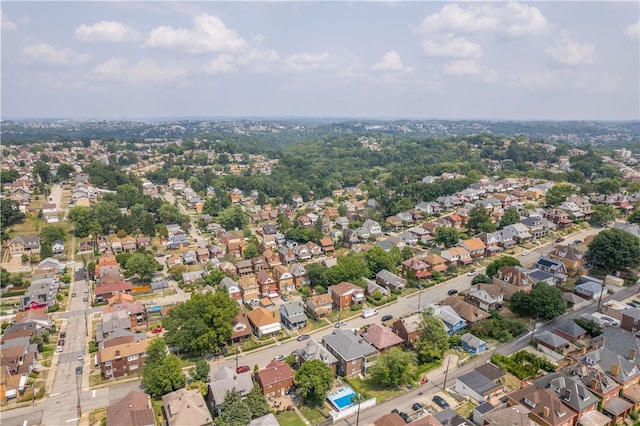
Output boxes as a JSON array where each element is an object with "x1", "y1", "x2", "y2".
[
  {"x1": 301, "y1": 317, "x2": 330, "y2": 333},
  {"x1": 456, "y1": 400, "x2": 477, "y2": 418},
  {"x1": 275, "y1": 411, "x2": 307, "y2": 426},
  {"x1": 88, "y1": 408, "x2": 106, "y2": 426},
  {"x1": 347, "y1": 376, "x2": 407, "y2": 404},
  {"x1": 151, "y1": 399, "x2": 165, "y2": 426},
  {"x1": 298, "y1": 404, "x2": 327, "y2": 424}
]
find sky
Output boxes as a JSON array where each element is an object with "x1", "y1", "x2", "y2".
[{"x1": 1, "y1": 1, "x2": 639, "y2": 121}]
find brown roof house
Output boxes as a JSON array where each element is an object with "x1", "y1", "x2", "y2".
[
  {"x1": 256, "y1": 360, "x2": 294, "y2": 397},
  {"x1": 98, "y1": 339, "x2": 150, "y2": 379},
  {"x1": 492, "y1": 266, "x2": 534, "y2": 299},
  {"x1": 328, "y1": 282, "x2": 364, "y2": 311},
  {"x1": 442, "y1": 296, "x2": 490, "y2": 325},
  {"x1": 305, "y1": 294, "x2": 333, "y2": 320},
  {"x1": 506, "y1": 384, "x2": 577, "y2": 426},
  {"x1": 360, "y1": 323, "x2": 403, "y2": 354},
  {"x1": 106, "y1": 390, "x2": 156, "y2": 426},
  {"x1": 465, "y1": 284, "x2": 504, "y2": 311},
  {"x1": 392, "y1": 313, "x2": 422, "y2": 347},
  {"x1": 162, "y1": 388, "x2": 212, "y2": 426},
  {"x1": 246, "y1": 307, "x2": 282, "y2": 338}
]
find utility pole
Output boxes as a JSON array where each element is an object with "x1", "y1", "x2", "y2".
[
  {"x1": 355, "y1": 393, "x2": 362, "y2": 426},
  {"x1": 235, "y1": 346, "x2": 239, "y2": 371},
  {"x1": 530, "y1": 315, "x2": 539, "y2": 344},
  {"x1": 598, "y1": 282, "x2": 606, "y2": 312},
  {"x1": 442, "y1": 355, "x2": 452, "y2": 390}
]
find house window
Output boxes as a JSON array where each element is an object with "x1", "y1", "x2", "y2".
[
  {"x1": 634, "y1": 319, "x2": 638, "y2": 325},
  {"x1": 105, "y1": 361, "x2": 112, "y2": 367},
  {"x1": 129, "y1": 364, "x2": 138, "y2": 370},
  {"x1": 127, "y1": 354, "x2": 139, "y2": 361}
]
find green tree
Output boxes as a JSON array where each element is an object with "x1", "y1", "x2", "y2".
[
  {"x1": 294, "y1": 359, "x2": 334, "y2": 404},
  {"x1": 124, "y1": 252, "x2": 161, "y2": 282},
  {"x1": 1, "y1": 198, "x2": 25, "y2": 228},
  {"x1": 364, "y1": 246, "x2": 397, "y2": 275},
  {"x1": 509, "y1": 282, "x2": 566, "y2": 320},
  {"x1": 467, "y1": 205, "x2": 496, "y2": 233},
  {"x1": 55, "y1": 163, "x2": 75, "y2": 182},
  {"x1": 245, "y1": 385, "x2": 270, "y2": 419},
  {"x1": 471, "y1": 273, "x2": 491, "y2": 285},
  {"x1": 33, "y1": 161, "x2": 51, "y2": 184},
  {"x1": 486, "y1": 256, "x2": 521, "y2": 277},
  {"x1": 243, "y1": 243, "x2": 259, "y2": 260},
  {"x1": 217, "y1": 205, "x2": 248, "y2": 231},
  {"x1": 369, "y1": 348, "x2": 416, "y2": 386},
  {"x1": 414, "y1": 309, "x2": 449, "y2": 364},
  {"x1": 435, "y1": 226, "x2": 460, "y2": 248},
  {"x1": 588, "y1": 228, "x2": 640, "y2": 273},
  {"x1": 593, "y1": 178, "x2": 621, "y2": 195},
  {"x1": 544, "y1": 183, "x2": 575, "y2": 207},
  {"x1": 589, "y1": 205, "x2": 618, "y2": 227},
  {"x1": 162, "y1": 291, "x2": 239, "y2": 355},
  {"x1": 141, "y1": 338, "x2": 186, "y2": 398},
  {"x1": 189, "y1": 359, "x2": 210, "y2": 382},
  {"x1": 219, "y1": 389, "x2": 252, "y2": 426},
  {"x1": 499, "y1": 207, "x2": 521, "y2": 229},
  {"x1": 573, "y1": 318, "x2": 603, "y2": 338},
  {"x1": 628, "y1": 209, "x2": 640, "y2": 224},
  {"x1": 0, "y1": 169, "x2": 20, "y2": 184},
  {"x1": 67, "y1": 206, "x2": 95, "y2": 238}
]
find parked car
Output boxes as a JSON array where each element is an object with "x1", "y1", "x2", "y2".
[
  {"x1": 297, "y1": 334, "x2": 311, "y2": 341},
  {"x1": 56, "y1": 346, "x2": 63, "y2": 353},
  {"x1": 628, "y1": 302, "x2": 639, "y2": 309},
  {"x1": 433, "y1": 395, "x2": 450, "y2": 409},
  {"x1": 60, "y1": 332, "x2": 66, "y2": 338},
  {"x1": 467, "y1": 269, "x2": 477, "y2": 276},
  {"x1": 71, "y1": 292, "x2": 76, "y2": 297},
  {"x1": 399, "y1": 412, "x2": 411, "y2": 423},
  {"x1": 334, "y1": 321, "x2": 347, "y2": 328},
  {"x1": 601, "y1": 316, "x2": 619, "y2": 327},
  {"x1": 381, "y1": 314, "x2": 393, "y2": 322},
  {"x1": 274, "y1": 354, "x2": 285, "y2": 361},
  {"x1": 391, "y1": 408, "x2": 399, "y2": 414},
  {"x1": 83, "y1": 296, "x2": 88, "y2": 302},
  {"x1": 412, "y1": 402, "x2": 424, "y2": 411},
  {"x1": 77, "y1": 353, "x2": 84, "y2": 360},
  {"x1": 291, "y1": 349, "x2": 301, "y2": 357},
  {"x1": 151, "y1": 327, "x2": 163, "y2": 334},
  {"x1": 75, "y1": 366, "x2": 83, "y2": 375},
  {"x1": 555, "y1": 237, "x2": 565, "y2": 243},
  {"x1": 520, "y1": 250, "x2": 530, "y2": 256},
  {"x1": 447, "y1": 289, "x2": 458, "y2": 295},
  {"x1": 57, "y1": 339, "x2": 64, "y2": 346},
  {"x1": 236, "y1": 365, "x2": 250, "y2": 373}
]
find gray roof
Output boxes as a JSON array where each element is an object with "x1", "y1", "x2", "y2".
[
  {"x1": 474, "y1": 401, "x2": 495, "y2": 415},
  {"x1": 528, "y1": 269, "x2": 555, "y2": 283},
  {"x1": 535, "y1": 330, "x2": 570, "y2": 349},
  {"x1": 533, "y1": 372, "x2": 597, "y2": 412},
  {"x1": 322, "y1": 329, "x2": 379, "y2": 361},
  {"x1": 208, "y1": 367, "x2": 254, "y2": 406},
  {"x1": 576, "y1": 281, "x2": 605, "y2": 295},
  {"x1": 553, "y1": 321, "x2": 587, "y2": 339},
  {"x1": 457, "y1": 370, "x2": 501, "y2": 395},
  {"x1": 247, "y1": 413, "x2": 279, "y2": 426},
  {"x1": 582, "y1": 347, "x2": 640, "y2": 384},
  {"x1": 597, "y1": 327, "x2": 640, "y2": 361},
  {"x1": 300, "y1": 340, "x2": 338, "y2": 365},
  {"x1": 280, "y1": 301, "x2": 307, "y2": 322},
  {"x1": 461, "y1": 333, "x2": 487, "y2": 349}
]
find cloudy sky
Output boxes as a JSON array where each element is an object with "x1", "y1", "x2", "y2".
[{"x1": 2, "y1": 1, "x2": 639, "y2": 120}]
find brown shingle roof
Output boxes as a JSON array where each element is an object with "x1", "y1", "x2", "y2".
[
  {"x1": 99, "y1": 339, "x2": 150, "y2": 363},
  {"x1": 258, "y1": 360, "x2": 293, "y2": 386},
  {"x1": 361, "y1": 324, "x2": 403, "y2": 351},
  {"x1": 247, "y1": 307, "x2": 278, "y2": 327}
]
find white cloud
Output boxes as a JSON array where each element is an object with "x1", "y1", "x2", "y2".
[
  {"x1": 74, "y1": 21, "x2": 138, "y2": 43},
  {"x1": 282, "y1": 52, "x2": 332, "y2": 72},
  {"x1": 419, "y1": 2, "x2": 549, "y2": 38},
  {"x1": 508, "y1": 70, "x2": 563, "y2": 89},
  {"x1": 92, "y1": 58, "x2": 187, "y2": 84},
  {"x1": 444, "y1": 60, "x2": 497, "y2": 81},
  {"x1": 21, "y1": 44, "x2": 90, "y2": 66},
  {"x1": 1, "y1": 11, "x2": 17, "y2": 30},
  {"x1": 545, "y1": 39, "x2": 595, "y2": 66},
  {"x1": 422, "y1": 35, "x2": 482, "y2": 58},
  {"x1": 372, "y1": 51, "x2": 412, "y2": 72},
  {"x1": 625, "y1": 21, "x2": 640, "y2": 40},
  {"x1": 202, "y1": 55, "x2": 237, "y2": 74},
  {"x1": 237, "y1": 48, "x2": 280, "y2": 73},
  {"x1": 145, "y1": 13, "x2": 247, "y2": 53}
]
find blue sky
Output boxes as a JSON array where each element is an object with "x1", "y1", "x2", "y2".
[{"x1": 1, "y1": 1, "x2": 639, "y2": 120}]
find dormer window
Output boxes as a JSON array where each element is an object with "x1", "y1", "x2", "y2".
[{"x1": 524, "y1": 397, "x2": 536, "y2": 408}]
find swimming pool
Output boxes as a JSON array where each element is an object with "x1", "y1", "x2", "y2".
[{"x1": 327, "y1": 386, "x2": 356, "y2": 410}]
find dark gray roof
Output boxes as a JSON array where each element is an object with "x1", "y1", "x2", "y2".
[
  {"x1": 598, "y1": 327, "x2": 640, "y2": 361},
  {"x1": 433, "y1": 408, "x2": 471, "y2": 426},
  {"x1": 474, "y1": 401, "x2": 495, "y2": 415},
  {"x1": 533, "y1": 372, "x2": 597, "y2": 411},
  {"x1": 535, "y1": 330, "x2": 570, "y2": 349},
  {"x1": 553, "y1": 321, "x2": 587, "y2": 339},
  {"x1": 475, "y1": 363, "x2": 505, "y2": 381},
  {"x1": 457, "y1": 370, "x2": 501, "y2": 395},
  {"x1": 528, "y1": 269, "x2": 555, "y2": 283},
  {"x1": 322, "y1": 329, "x2": 379, "y2": 361}
]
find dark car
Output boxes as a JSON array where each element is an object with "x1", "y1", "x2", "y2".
[
  {"x1": 391, "y1": 408, "x2": 399, "y2": 414},
  {"x1": 399, "y1": 412, "x2": 411, "y2": 423},
  {"x1": 334, "y1": 321, "x2": 347, "y2": 328},
  {"x1": 236, "y1": 365, "x2": 250, "y2": 374},
  {"x1": 60, "y1": 332, "x2": 66, "y2": 338},
  {"x1": 412, "y1": 402, "x2": 424, "y2": 411},
  {"x1": 555, "y1": 237, "x2": 565, "y2": 243},
  {"x1": 381, "y1": 314, "x2": 393, "y2": 322},
  {"x1": 297, "y1": 334, "x2": 311, "y2": 341},
  {"x1": 447, "y1": 289, "x2": 458, "y2": 295},
  {"x1": 433, "y1": 395, "x2": 450, "y2": 409},
  {"x1": 75, "y1": 366, "x2": 83, "y2": 375}
]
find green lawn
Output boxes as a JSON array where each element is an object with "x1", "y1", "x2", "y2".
[
  {"x1": 275, "y1": 411, "x2": 306, "y2": 426},
  {"x1": 299, "y1": 404, "x2": 326, "y2": 424},
  {"x1": 347, "y1": 376, "x2": 406, "y2": 404}
]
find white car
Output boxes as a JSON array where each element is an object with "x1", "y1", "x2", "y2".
[
  {"x1": 467, "y1": 270, "x2": 477, "y2": 276},
  {"x1": 520, "y1": 250, "x2": 531, "y2": 256}
]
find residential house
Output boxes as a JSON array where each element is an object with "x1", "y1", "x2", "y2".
[
  {"x1": 552, "y1": 321, "x2": 587, "y2": 342},
  {"x1": 545, "y1": 208, "x2": 573, "y2": 229},
  {"x1": 273, "y1": 265, "x2": 295, "y2": 294},
  {"x1": 196, "y1": 247, "x2": 210, "y2": 263},
  {"x1": 298, "y1": 340, "x2": 338, "y2": 375},
  {"x1": 465, "y1": 284, "x2": 504, "y2": 311},
  {"x1": 182, "y1": 250, "x2": 197, "y2": 265},
  {"x1": 532, "y1": 257, "x2": 568, "y2": 285},
  {"x1": 98, "y1": 339, "x2": 150, "y2": 379},
  {"x1": 238, "y1": 275, "x2": 260, "y2": 305},
  {"x1": 575, "y1": 277, "x2": 605, "y2": 301},
  {"x1": 458, "y1": 238, "x2": 487, "y2": 261},
  {"x1": 534, "y1": 331, "x2": 572, "y2": 356},
  {"x1": 455, "y1": 369, "x2": 502, "y2": 403},
  {"x1": 502, "y1": 223, "x2": 532, "y2": 244},
  {"x1": 278, "y1": 247, "x2": 297, "y2": 265},
  {"x1": 580, "y1": 347, "x2": 640, "y2": 391},
  {"x1": 328, "y1": 282, "x2": 364, "y2": 311},
  {"x1": 319, "y1": 237, "x2": 335, "y2": 254},
  {"x1": 492, "y1": 266, "x2": 534, "y2": 299},
  {"x1": 220, "y1": 277, "x2": 242, "y2": 302},
  {"x1": 256, "y1": 270, "x2": 278, "y2": 297},
  {"x1": 431, "y1": 304, "x2": 467, "y2": 335},
  {"x1": 401, "y1": 257, "x2": 431, "y2": 281},
  {"x1": 532, "y1": 373, "x2": 598, "y2": 422},
  {"x1": 136, "y1": 237, "x2": 151, "y2": 249},
  {"x1": 236, "y1": 259, "x2": 253, "y2": 276},
  {"x1": 375, "y1": 270, "x2": 407, "y2": 292},
  {"x1": 106, "y1": 390, "x2": 156, "y2": 426},
  {"x1": 247, "y1": 307, "x2": 281, "y2": 338},
  {"x1": 506, "y1": 384, "x2": 577, "y2": 426},
  {"x1": 362, "y1": 219, "x2": 383, "y2": 238},
  {"x1": 293, "y1": 245, "x2": 312, "y2": 261},
  {"x1": 442, "y1": 296, "x2": 490, "y2": 325},
  {"x1": 360, "y1": 323, "x2": 403, "y2": 354},
  {"x1": 548, "y1": 245, "x2": 585, "y2": 277},
  {"x1": 6, "y1": 235, "x2": 41, "y2": 256},
  {"x1": 256, "y1": 360, "x2": 294, "y2": 397},
  {"x1": 392, "y1": 313, "x2": 422, "y2": 347},
  {"x1": 162, "y1": 388, "x2": 212, "y2": 426},
  {"x1": 181, "y1": 270, "x2": 203, "y2": 285},
  {"x1": 121, "y1": 236, "x2": 137, "y2": 253},
  {"x1": 110, "y1": 237, "x2": 123, "y2": 253},
  {"x1": 279, "y1": 301, "x2": 307, "y2": 330},
  {"x1": 305, "y1": 294, "x2": 333, "y2": 320},
  {"x1": 51, "y1": 240, "x2": 65, "y2": 256},
  {"x1": 424, "y1": 254, "x2": 447, "y2": 273},
  {"x1": 621, "y1": 308, "x2": 640, "y2": 334},
  {"x1": 322, "y1": 329, "x2": 379, "y2": 378},
  {"x1": 229, "y1": 313, "x2": 252, "y2": 344},
  {"x1": 207, "y1": 367, "x2": 253, "y2": 416},
  {"x1": 440, "y1": 247, "x2": 472, "y2": 266},
  {"x1": 460, "y1": 333, "x2": 488, "y2": 355},
  {"x1": 262, "y1": 250, "x2": 282, "y2": 268}
]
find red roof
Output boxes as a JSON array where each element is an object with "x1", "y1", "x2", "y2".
[{"x1": 257, "y1": 360, "x2": 293, "y2": 386}]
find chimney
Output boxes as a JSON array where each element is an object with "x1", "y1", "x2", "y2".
[
  {"x1": 590, "y1": 379, "x2": 597, "y2": 390},
  {"x1": 630, "y1": 349, "x2": 637, "y2": 362},
  {"x1": 581, "y1": 346, "x2": 587, "y2": 355},
  {"x1": 543, "y1": 406, "x2": 550, "y2": 418},
  {"x1": 611, "y1": 364, "x2": 620, "y2": 376}
]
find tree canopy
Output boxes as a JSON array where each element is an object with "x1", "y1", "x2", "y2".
[
  {"x1": 588, "y1": 205, "x2": 618, "y2": 227},
  {"x1": 544, "y1": 183, "x2": 575, "y2": 207},
  {"x1": 369, "y1": 348, "x2": 416, "y2": 386},
  {"x1": 588, "y1": 228, "x2": 640, "y2": 273},
  {"x1": 486, "y1": 256, "x2": 521, "y2": 277},
  {"x1": 509, "y1": 282, "x2": 566, "y2": 320},
  {"x1": 124, "y1": 252, "x2": 162, "y2": 282},
  {"x1": 435, "y1": 226, "x2": 460, "y2": 248},
  {"x1": 414, "y1": 309, "x2": 449, "y2": 364},
  {"x1": 141, "y1": 338, "x2": 186, "y2": 399},
  {"x1": 162, "y1": 291, "x2": 239, "y2": 355},
  {"x1": 219, "y1": 389, "x2": 252, "y2": 426},
  {"x1": 499, "y1": 207, "x2": 521, "y2": 229},
  {"x1": 466, "y1": 205, "x2": 496, "y2": 234},
  {"x1": 294, "y1": 359, "x2": 334, "y2": 404}
]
